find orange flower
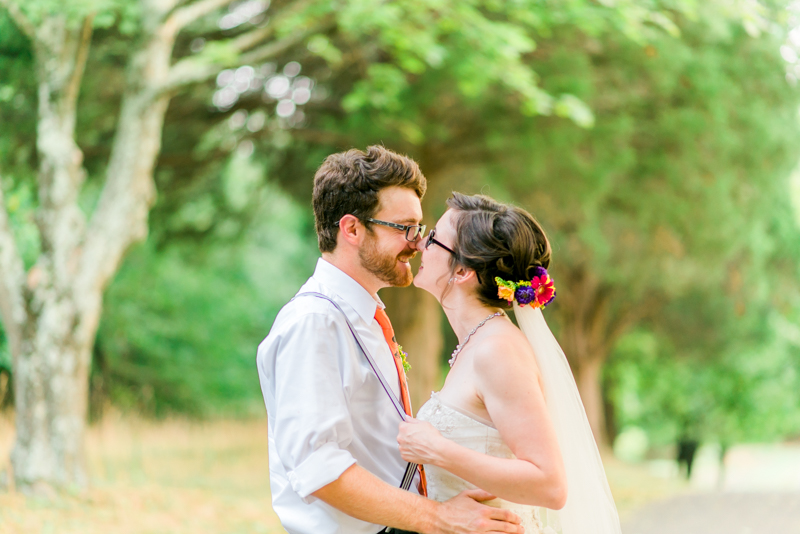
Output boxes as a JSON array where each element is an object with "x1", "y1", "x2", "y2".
[
  {"x1": 498, "y1": 285, "x2": 515, "y2": 302},
  {"x1": 495, "y1": 277, "x2": 517, "y2": 303}
]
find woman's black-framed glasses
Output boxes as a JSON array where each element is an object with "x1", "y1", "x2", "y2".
[
  {"x1": 424, "y1": 229, "x2": 482, "y2": 283},
  {"x1": 365, "y1": 218, "x2": 426, "y2": 242},
  {"x1": 424, "y1": 228, "x2": 456, "y2": 256}
]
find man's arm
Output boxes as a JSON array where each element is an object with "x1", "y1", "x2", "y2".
[{"x1": 312, "y1": 464, "x2": 525, "y2": 534}]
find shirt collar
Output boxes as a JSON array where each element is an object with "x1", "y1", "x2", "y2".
[{"x1": 312, "y1": 258, "x2": 383, "y2": 323}]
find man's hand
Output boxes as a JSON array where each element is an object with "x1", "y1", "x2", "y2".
[
  {"x1": 431, "y1": 489, "x2": 524, "y2": 534},
  {"x1": 310, "y1": 464, "x2": 523, "y2": 534}
]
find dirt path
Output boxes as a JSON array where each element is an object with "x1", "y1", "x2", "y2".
[{"x1": 622, "y1": 492, "x2": 800, "y2": 534}]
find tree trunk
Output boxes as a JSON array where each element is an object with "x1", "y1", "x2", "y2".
[
  {"x1": 11, "y1": 301, "x2": 95, "y2": 491},
  {"x1": 1, "y1": 0, "x2": 313, "y2": 492},
  {"x1": 560, "y1": 314, "x2": 611, "y2": 449},
  {"x1": 8, "y1": 9, "x2": 176, "y2": 492},
  {"x1": 8, "y1": 15, "x2": 95, "y2": 492},
  {"x1": 602, "y1": 374, "x2": 619, "y2": 445},
  {"x1": 574, "y1": 356, "x2": 607, "y2": 447}
]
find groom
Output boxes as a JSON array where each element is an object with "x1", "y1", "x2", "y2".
[{"x1": 256, "y1": 146, "x2": 523, "y2": 534}]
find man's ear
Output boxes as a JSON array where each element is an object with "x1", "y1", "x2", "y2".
[{"x1": 337, "y1": 214, "x2": 362, "y2": 247}]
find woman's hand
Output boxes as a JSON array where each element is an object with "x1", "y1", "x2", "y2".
[{"x1": 397, "y1": 417, "x2": 448, "y2": 466}]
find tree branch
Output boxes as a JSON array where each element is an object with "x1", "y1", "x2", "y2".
[
  {"x1": 63, "y1": 14, "x2": 95, "y2": 112},
  {"x1": 158, "y1": 25, "x2": 274, "y2": 92},
  {"x1": 156, "y1": 0, "x2": 331, "y2": 96},
  {"x1": 0, "y1": 0, "x2": 37, "y2": 43},
  {"x1": 0, "y1": 178, "x2": 27, "y2": 358},
  {"x1": 228, "y1": 23, "x2": 274, "y2": 51},
  {"x1": 161, "y1": 0, "x2": 190, "y2": 19},
  {"x1": 240, "y1": 23, "x2": 329, "y2": 64},
  {"x1": 159, "y1": 20, "x2": 330, "y2": 95},
  {"x1": 164, "y1": 0, "x2": 236, "y2": 35}
]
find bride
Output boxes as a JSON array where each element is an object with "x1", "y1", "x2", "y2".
[{"x1": 398, "y1": 193, "x2": 621, "y2": 534}]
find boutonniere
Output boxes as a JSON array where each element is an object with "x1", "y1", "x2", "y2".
[{"x1": 397, "y1": 345, "x2": 411, "y2": 373}]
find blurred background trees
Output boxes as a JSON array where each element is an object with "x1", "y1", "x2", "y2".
[{"x1": 1, "y1": 0, "x2": 799, "y2": 492}]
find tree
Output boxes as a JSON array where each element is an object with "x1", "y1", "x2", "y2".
[
  {"x1": 264, "y1": 2, "x2": 800, "y2": 447},
  {"x1": 0, "y1": 0, "x2": 682, "y2": 491},
  {"x1": 606, "y1": 171, "x2": 800, "y2": 448},
  {"x1": 501, "y1": 17, "x2": 800, "y2": 445},
  {"x1": 0, "y1": 0, "x2": 314, "y2": 492}
]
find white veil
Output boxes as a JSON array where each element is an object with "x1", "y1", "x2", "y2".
[{"x1": 513, "y1": 303, "x2": 621, "y2": 534}]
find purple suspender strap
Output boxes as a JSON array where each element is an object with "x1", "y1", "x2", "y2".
[{"x1": 292, "y1": 292, "x2": 418, "y2": 492}]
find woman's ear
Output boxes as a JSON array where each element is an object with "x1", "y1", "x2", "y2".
[{"x1": 453, "y1": 266, "x2": 479, "y2": 285}]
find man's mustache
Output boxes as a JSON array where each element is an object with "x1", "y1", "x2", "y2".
[{"x1": 397, "y1": 249, "x2": 417, "y2": 261}]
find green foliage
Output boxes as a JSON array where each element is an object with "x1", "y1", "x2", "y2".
[
  {"x1": 8, "y1": 0, "x2": 140, "y2": 31},
  {"x1": 2, "y1": 178, "x2": 40, "y2": 268},
  {"x1": 95, "y1": 174, "x2": 317, "y2": 417},
  {"x1": 287, "y1": 4, "x2": 800, "y2": 444},
  {"x1": 323, "y1": 5, "x2": 800, "y2": 311},
  {"x1": 2, "y1": 0, "x2": 799, "y2": 440},
  {"x1": 607, "y1": 307, "x2": 800, "y2": 446},
  {"x1": 505, "y1": 21, "x2": 800, "y2": 444},
  {"x1": 329, "y1": 0, "x2": 705, "y2": 128}
]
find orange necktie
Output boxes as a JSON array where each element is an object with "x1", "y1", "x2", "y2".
[{"x1": 374, "y1": 307, "x2": 428, "y2": 496}]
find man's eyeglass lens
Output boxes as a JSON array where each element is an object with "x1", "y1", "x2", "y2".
[
  {"x1": 405, "y1": 225, "x2": 424, "y2": 241},
  {"x1": 364, "y1": 218, "x2": 425, "y2": 242}
]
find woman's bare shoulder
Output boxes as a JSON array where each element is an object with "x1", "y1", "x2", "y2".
[{"x1": 470, "y1": 321, "x2": 539, "y2": 375}]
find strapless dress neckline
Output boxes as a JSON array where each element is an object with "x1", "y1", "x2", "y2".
[
  {"x1": 416, "y1": 392, "x2": 561, "y2": 534},
  {"x1": 427, "y1": 392, "x2": 496, "y2": 428}
]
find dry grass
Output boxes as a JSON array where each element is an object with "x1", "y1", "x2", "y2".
[
  {"x1": 0, "y1": 413, "x2": 284, "y2": 534},
  {"x1": 0, "y1": 414, "x2": 688, "y2": 533}
]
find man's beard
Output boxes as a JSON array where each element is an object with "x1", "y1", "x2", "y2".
[{"x1": 359, "y1": 233, "x2": 416, "y2": 287}]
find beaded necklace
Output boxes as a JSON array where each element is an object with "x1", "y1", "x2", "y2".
[{"x1": 448, "y1": 311, "x2": 505, "y2": 367}]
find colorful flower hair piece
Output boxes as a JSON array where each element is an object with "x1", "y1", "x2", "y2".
[{"x1": 495, "y1": 266, "x2": 556, "y2": 309}]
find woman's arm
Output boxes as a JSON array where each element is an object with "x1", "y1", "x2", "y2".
[{"x1": 398, "y1": 332, "x2": 567, "y2": 509}]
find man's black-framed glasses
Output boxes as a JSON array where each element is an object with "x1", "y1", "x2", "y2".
[
  {"x1": 365, "y1": 218, "x2": 426, "y2": 242},
  {"x1": 424, "y1": 228, "x2": 456, "y2": 256}
]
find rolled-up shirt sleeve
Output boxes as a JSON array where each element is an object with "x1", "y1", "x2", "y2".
[{"x1": 268, "y1": 310, "x2": 358, "y2": 501}]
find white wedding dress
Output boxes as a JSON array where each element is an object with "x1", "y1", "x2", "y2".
[
  {"x1": 414, "y1": 306, "x2": 621, "y2": 534},
  {"x1": 416, "y1": 392, "x2": 561, "y2": 534}
]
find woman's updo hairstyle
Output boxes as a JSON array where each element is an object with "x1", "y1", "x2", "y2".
[{"x1": 446, "y1": 192, "x2": 551, "y2": 309}]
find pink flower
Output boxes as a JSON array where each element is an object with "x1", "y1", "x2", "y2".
[{"x1": 530, "y1": 275, "x2": 556, "y2": 308}]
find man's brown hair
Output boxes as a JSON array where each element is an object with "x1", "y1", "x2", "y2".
[{"x1": 312, "y1": 146, "x2": 427, "y2": 253}]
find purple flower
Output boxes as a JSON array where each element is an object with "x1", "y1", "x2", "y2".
[
  {"x1": 542, "y1": 288, "x2": 556, "y2": 307},
  {"x1": 515, "y1": 285, "x2": 536, "y2": 306},
  {"x1": 531, "y1": 266, "x2": 548, "y2": 279}
]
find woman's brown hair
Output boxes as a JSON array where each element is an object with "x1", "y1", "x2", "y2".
[{"x1": 446, "y1": 192, "x2": 551, "y2": 308}]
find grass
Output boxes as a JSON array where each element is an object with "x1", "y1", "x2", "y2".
[
  {"x1": 0, "y1": 413, "x2": 284, "y2": 534},
  {"x1": 0, "y1": 413, "x2": 689, "y2": 533},
  {"x1": 603, "y1": 454, "x2": 690, "y2": 519}
]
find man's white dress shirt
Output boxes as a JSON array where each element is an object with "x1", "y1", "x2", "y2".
[{"x1": 257, "y1": 258, "x2": 419, "y2": 534}]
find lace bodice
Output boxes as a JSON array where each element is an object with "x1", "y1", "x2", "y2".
[{"x1": 416, "y1": 392, "x2": 561, "y2": 534}]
